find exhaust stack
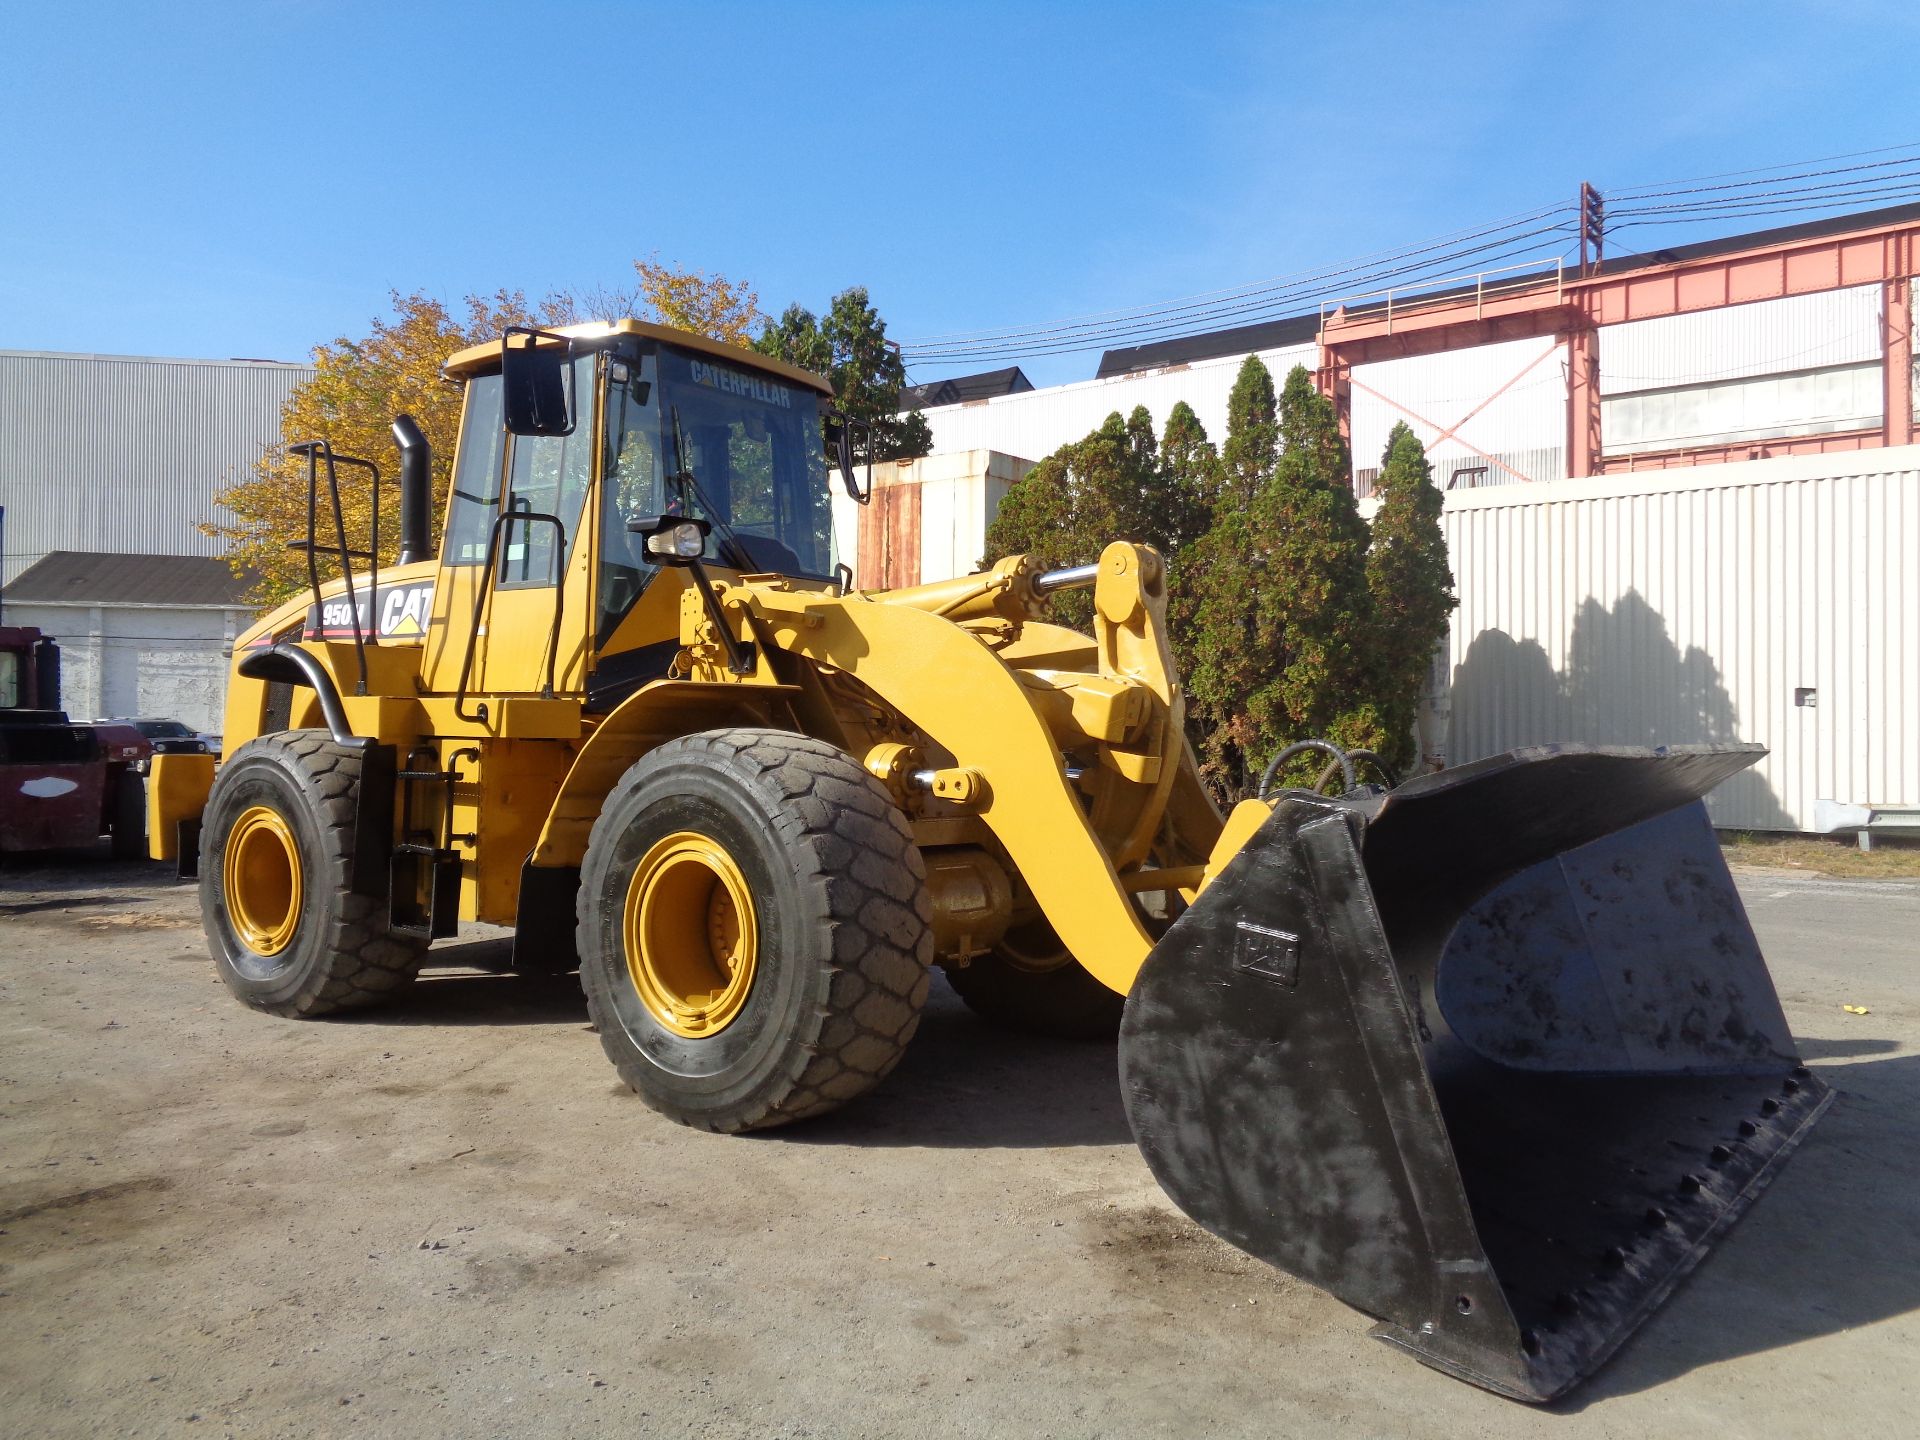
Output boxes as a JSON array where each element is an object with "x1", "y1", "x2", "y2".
[{"x1": 391, "y1": 414, "x2": 432, "y2": 566}]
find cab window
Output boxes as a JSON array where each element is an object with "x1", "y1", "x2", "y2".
[
  {"x1": 442, "y1": 374, "x2": 507, "y2": 566},
  {"x1": 499, "y1": 354, "x2": 598, "y2": 589},
  {"x1": 597, "y1": 353, "x2": 665, "y2": 641}
]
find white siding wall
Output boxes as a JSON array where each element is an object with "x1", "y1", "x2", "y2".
[
  {"x1": 1598, "y1": 286, "x2": 1884, "y2": 392},
  {"x1": 0, "y1": 350, "x2": 311, "y2": 585},
  {"x1": 1603, "y1": 362, "x2": 1882, "y2": 455},
  {"x1": 1352, "y1": 336, "x2": 1569, "y2": 489},
  {"x1": 1437, "y1": 446, "x2": 1920, "y2": 830},
  {"x1": 1598, "y1": 287, "x2": 1889, "y2": 455},
  {"x1": 5, "y1": 601, "x2": 243, "y2": 734},
  {"x1": 918, "y1": 343, "x2": 1318, "y2": 463}
]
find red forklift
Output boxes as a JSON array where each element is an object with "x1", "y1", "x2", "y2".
[{"x1": 0, "y1": 621, "x2": 150, "y2": 858}]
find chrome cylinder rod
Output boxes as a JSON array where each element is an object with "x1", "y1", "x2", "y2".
[{"x1": 1033, "y1": 562, "x2": 1099, "y2": 594}]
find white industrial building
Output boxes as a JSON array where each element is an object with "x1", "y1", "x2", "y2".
[
  {"x1": 0, "y1": 349, "x2": 308, "y2": 732},
  {"x1": 2, "y1": 552, "x2": 254, "y2": 734}
]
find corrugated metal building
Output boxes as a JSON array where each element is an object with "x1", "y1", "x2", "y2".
[
  {"x1": 0, "y1": 349, "x2": 307, "y2": 731},
  {"x1": 1436, "y1": 446, "x2": 1920, "y2": 831},
  {"x1": 0, "y1": 349, "x2": 311, "y2": 587}
]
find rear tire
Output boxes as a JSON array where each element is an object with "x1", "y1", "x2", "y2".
[
  {"x1": 200, "y1": 730, "x2": 426, "y2": 1016},
  {"x1": 944, "y1": 918, "x2": 1126, "y2": 1041},
  {"x1": 577, "y1": 728, "x2": 933, "y2": 1133}
]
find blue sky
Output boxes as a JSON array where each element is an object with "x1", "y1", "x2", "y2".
[{"x1": 1, "y1": 1, "x2": 1913, "y2": 385}]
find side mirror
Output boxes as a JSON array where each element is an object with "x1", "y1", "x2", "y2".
[
  {"x1": 629, "y1": 514, "x2": 712, "y2": 565},
  {"x1": 825, "y1": 409, "x2": 873, "y2": 505},
  {"x1": 501, "y1": 326, "x2": 576, "y2": 436}
]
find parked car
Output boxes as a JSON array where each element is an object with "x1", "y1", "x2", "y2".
[{"x1": 109, "y1": 718, "x2": 213, "y2": 771}]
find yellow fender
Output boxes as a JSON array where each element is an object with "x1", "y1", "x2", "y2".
[{"x1": 529, "y1": 679, "x2": 801, "y2": 870}]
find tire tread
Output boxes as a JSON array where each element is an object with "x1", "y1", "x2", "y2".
[
  {"x1": 578, "y1": 728, "x2": 933, "y2": 1132},
  {"x1": 204, "y1": 730, "x2": 425, "y2": 1017}
]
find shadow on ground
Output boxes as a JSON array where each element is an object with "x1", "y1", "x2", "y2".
[
  {"x1": 0, "y1": 892, "x2": 147, "y2": 917},
  {"x1": 355, "y1": 952, "x2": 1131, "y2": 1148},
  {"x1": 771, "y1": 978, "x2": 1133, "y2": 1150},
  {"x1": 1551, "y1": 1046, "x2": 1920, "y2": 1408},
  {"x1": 340, "y1": 938, "x2": 589, "y2": 1027}
]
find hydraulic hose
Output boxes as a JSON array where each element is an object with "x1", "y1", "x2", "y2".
[
  {"x1": 1258, "y1": 739, "x2": 1356, "y2": 799},
  {"x1": 1314, "y1": 748, "x2": 1402, "y2": 794}
]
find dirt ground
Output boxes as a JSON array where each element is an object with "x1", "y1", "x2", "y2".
[{"x1": 2, "y1": 855, "x2": 1917, "y2": 1440}]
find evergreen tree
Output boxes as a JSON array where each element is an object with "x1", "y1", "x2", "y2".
[
  {"x1": 1254, "y1": 365, "x2": 1381, "y2": 778},
  {"x1": 1217, "y1": 353, "x2": 1278, "y2": 509},
  {"x1": 981, "y1": 407, "x2": 1165, "y2": 630},
  {"x1": 1186, "y1": 360, "x2": 1382, "y2": 796},
  {"x1": 1158, "y1": 400, "x2": 1219, "y2": 558},
  {"x1": 980, "y1": 361, "x2": 1431, "y2": 804},
  {"x1": 1156, "y1": 401, "x2": 1223, "y2": 757},
  {"x1": 755, "y1": 287, "x2": 931, "y2": 461},
  {"x1": 1185, "y1": 357, "x2": 1285, "y2": 793},
  {"x1": 1364, "y1": 422, "x2": 1457, "y2": 774}
]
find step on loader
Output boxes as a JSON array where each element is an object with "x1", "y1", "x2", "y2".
[{"x1": 151, "y1": 320, "x2": 1827, "y2": 1401}]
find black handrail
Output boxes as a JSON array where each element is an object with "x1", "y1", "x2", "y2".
[
  {"x1": 452, "y1": 508, "x2": 570, "y2": 724},
  {"x1": 236, "y1": 644, "x2": 370, "y2": 749},
  {"x1": 287, "y1": 439, "x2": 380, "y2": 698}
]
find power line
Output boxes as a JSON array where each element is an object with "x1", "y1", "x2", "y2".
[
  {"x1": 898, "y1": 203, "x2": 1568, "y2": 348},
  {"x1": 906, "y1": 226, "x2": 1578, "y2": 364},
  {"x1": 1607, "y1": 167, "x2": 1920, "y2": 216},
  {"x1": 1606, "y1": 140, "x2": 1920, "y2": 198},
  {"x1": 909, "y1": 224, "x2": 1579, "y2": 364},
  {"x1": 1609, "y1": 188, "x2": 1920, "y2": 232},
  {"x1": 900, "y1": 147, "x2": 1920, "y2": 374}
]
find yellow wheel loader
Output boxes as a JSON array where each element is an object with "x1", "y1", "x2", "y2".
[{"x1": 152, "y1": 321, "x2": 1828, "y2": 1402}]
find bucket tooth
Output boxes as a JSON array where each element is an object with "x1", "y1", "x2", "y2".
[{"x1": 1118, "y1": 744, "x2": 1829, "y2": 1402}]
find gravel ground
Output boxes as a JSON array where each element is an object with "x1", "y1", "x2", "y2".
[{"x1": 1, "y1": 855, "x2": 1916, "y2": 1439}]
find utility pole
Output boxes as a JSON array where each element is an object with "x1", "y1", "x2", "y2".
[{"x1": 1579, "y1": 182, "x2": 1606, "y2": 278}]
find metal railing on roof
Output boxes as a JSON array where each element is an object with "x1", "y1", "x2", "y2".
[{"x1": 1318, "y1": 259, "x2": 1566, "y2": 336}]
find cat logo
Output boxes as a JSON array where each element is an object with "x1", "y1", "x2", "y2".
[{"x1": 378, "y1": 582, "x2": 434, "y2": 638}]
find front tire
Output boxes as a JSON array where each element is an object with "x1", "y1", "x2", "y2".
[
  {"x1": 577, "y1": 728, "x2": 933, "y2": 1133},
  {"x1": 200, "y1": 730, "x2": 426, "y2": 1016}
]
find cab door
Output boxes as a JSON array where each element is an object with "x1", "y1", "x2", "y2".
[{"x1": 420, "y1": 353, "x2": 600, "y2": 701}]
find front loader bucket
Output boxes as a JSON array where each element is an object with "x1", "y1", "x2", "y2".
[{"x1": 1118, "y1": 744, "x2": 1829, "y2": 1402}]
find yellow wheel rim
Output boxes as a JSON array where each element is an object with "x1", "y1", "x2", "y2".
[
  {"x1": 224, "y1": 805, "x2": 303, "y2": 956},
  {"x1": 623, "y1": 831, "x2": 759, "y2": 1038}
]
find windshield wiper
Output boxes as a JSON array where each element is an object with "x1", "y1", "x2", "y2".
[{"x1": 667, "y1": 405, "x2": 754, "y2": 571}]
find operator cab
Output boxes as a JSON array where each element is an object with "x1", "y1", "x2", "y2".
[{"x1": 437, "y1": 320, "x2": 867, "y2": 668}]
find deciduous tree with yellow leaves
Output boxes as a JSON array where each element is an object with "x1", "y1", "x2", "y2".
[
  {"x1": 210, "y1": 262, "x2": 761, "y2": 604},
  {"x1": 631, "y1": 257, "x2": 761, "y2": 344}
]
